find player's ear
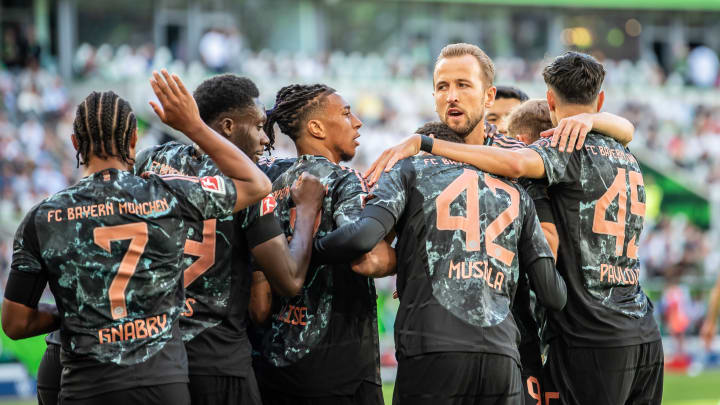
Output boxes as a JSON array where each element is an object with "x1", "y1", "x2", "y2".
[
  {"x1": 307, "y1": 119, "x2": 325, "y2": 140},
  {"x1": 71, "y1": 134, "x2": 79, "y2": 152},
  {"x1": 546, "y1": 90, "x2": 556, "y2": 112},
  {"x1": 595, "y1": 90, "x2": 605, "y2": 112},
  {"x1": 130, "y1": 128, "x2": 138, "y2": 149},
  {"x1": 484, "y1": 85, "x2": 497, "y2": 108},
  {"x1": 220, "y1": 117, "x2": 233, "y2": 138}
]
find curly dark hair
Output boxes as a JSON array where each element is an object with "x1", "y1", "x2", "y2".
[
  {"x1": 415, "y1": 121, "x2": 465, "y2": 144},
  {"x1": 193, "y1": 74, "x2": 260, "y2": 125},
  {"x1": 543, "y1": 52, "x2": 605, "y2": 105},
  {"x1": 264, "y1": 84, "x2": 335, "y2": 145},
  {"x1": 72, "y1": 91, "x2": 136, "y2": 167}
]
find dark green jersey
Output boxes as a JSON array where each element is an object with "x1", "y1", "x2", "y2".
[
  {"x1": 6, "y1": 168, "x2": 237, "y2": 397},
  {"x1": 367, "y1": 155, "x2": 553, "y2": 364},
  {"x1": 528, "y1": 133, "x2": 660, "y2": 346},
  {"x1": 134, "y1": 142, "x2": 282, "y2": 377},
  {"x1": 252, "y1": 155, "x2": 380, "y2": 396}
]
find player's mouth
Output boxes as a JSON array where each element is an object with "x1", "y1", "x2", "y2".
[
  {"x1": 353, "y1": 133, "x2": 361, "y2": 146},
  {"x1": 447, "y1": 107, "x2": 465, "y2": 120}
]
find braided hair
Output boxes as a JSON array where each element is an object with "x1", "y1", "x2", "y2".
[
  {"x1": 72, "y1": 91, "x2": 136, "y2": 167},
  {"x1": 264, "y1": 84, "x2": 335, "y2": 148}
]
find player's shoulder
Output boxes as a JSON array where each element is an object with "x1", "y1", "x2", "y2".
[
  {"x1": 258, "y1": 155, "x2": 297, "y2": 182},
  {"x1": 492, "y1": 133, "x2": 527, "y2": 150}
]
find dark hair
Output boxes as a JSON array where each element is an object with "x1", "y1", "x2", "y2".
[
  {"x1": 264, "y1": 84, "x2": 335, "y2": 144},
  {"x1": 193, "y1": 74, "x2": 260, "y2": 125},
  {"x1": 542, "y1": 52, "x2": 605, "y2": 105},
  {"x1": 415, "y1": 121, "x2": 465, "y2": 144},
  {"x1": 495, "y1": 85, "x2": 529, "y2": 102},
  {"x1": 507, "y1": 99, "x2": 553, "y2": 143},
  {"x1": 73, "y1": 91, "x2": 136, "y2": 167}
]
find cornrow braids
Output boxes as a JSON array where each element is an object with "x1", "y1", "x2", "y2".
[
  {"x1": 72, "y1": 91, "x2": 137, "y2": 167},
  {"x1": 264, "y1": 83, "x2": 335, "y2": 146}
]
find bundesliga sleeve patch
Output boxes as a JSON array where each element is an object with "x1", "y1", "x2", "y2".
[
  {"x1": 200, "y1": 176, "x2": 226, "y2": 195},
  {"x1": 260, "y1": 194, "x2": 277, "y2": 216}
]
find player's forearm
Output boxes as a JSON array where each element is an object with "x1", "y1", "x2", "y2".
[
  {"x1": 588, "y1": 112, "x2": 634, "y2": 146},
  {"x1": 186, "y1": 121, "x2": 271, "y2": 210},
  {"x1": 527, "y1": 258, "x2": 567, "y2": 311},
  {"x1": 1, "y1": 300, "x2": 60, "y2": 340},
  {"x1": 313, "y1": 216, "x2": 389, "y2": 264},
  {"x1": 540, "y1": 222, "x2": 559, "y2": 260},
  {"x1": 281, "y1": 205, "x2": 317, "y2": 295},
  {"x1": 430, "y1": 138, "x2": 544, "y2": 179},
  {"x1": 351, "y1": 240, "x2": 397, "y2": 278},
  {"x1": 249, "y1": 272, "x2": 272, "y2": 325}
]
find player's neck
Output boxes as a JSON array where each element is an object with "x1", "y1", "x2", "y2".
[
  {"x1": 464, "y1": 122, "x2": 487, "y2": 146},
  {"x1": 294, "y1": 138, "x2": 340, "y2": 164},
  {"x1": 82, "y1": 156, "x2": 130, "y2": 177},
  {"x1": 554, "y1": 106, "x2": 596, "y2": 123}
]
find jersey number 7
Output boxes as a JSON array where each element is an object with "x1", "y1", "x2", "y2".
[
  {"x1": 436, "y1": 169, "x2": 519, "y2": 266},
  {"x1": 94, "y1": 223, "x2": 149, "y2": 320}
]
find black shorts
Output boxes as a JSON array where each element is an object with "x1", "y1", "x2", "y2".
[
  {"x1": 393, "y1": 352, "x2": 523, "y2": 405},
  {"x1": 59, "y1": 382, "x2": 190, "y2": 405},
  {"x1": 519, "y1": 343, "x2": 545, "y2": 405},
  {"x1": 543, "y1": 339, "x2": 664, "y2": 405},
  {"x1": 38, "y1": 343, "x2": 62, "y2": 405},
  {"x1": 259, "y1": 380, "x2": 383, "y2": 405},
  {"x1": 189, "y1": 374, "x2": 262, "y2": 405}
]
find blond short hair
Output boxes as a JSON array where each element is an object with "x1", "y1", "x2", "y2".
[
  {"x1": 507, "y1": 99, "x2": 553, "y2": 143},
  {"x1": 436, "y1": 43, "x2": 495, "y2": 87}
]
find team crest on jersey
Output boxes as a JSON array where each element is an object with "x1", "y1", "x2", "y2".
[
  {"x1": 200, "y1": 176, "x2": 226, "y2": 194},
  {"x1": 260, "y1": 194, "x2": 277, "y2": 216}
]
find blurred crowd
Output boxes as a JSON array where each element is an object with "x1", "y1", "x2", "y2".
[{"x1": 1, "y1": 36, "x2": 719, "y2": 344}]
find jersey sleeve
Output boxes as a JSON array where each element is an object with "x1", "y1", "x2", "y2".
[
  {"x1": 241, "y1": 196, "x2": 284, "y2": 249},
  {"x1": 519, "y1": 177, "x2": 555, "y2": 225},
  {"x1": 527, "y1": 138, "x2": 575, "y2": 186},
  {"x1": 5, "y1": 207, "x2": 47, "y2": 308},
  {"x1": 517, "y1": 190, "x2": 554, "y2": 269},
  {"x1": 160, "y1": 174, "x2": 238, "y2": 222},
  {"x1": 331, "y1": 169, "x2": 370, "y2": 227},
  {"x1": 365, "y1": 159, "x2": 412, "y2": 224},
  {"x1": 132, "y1": 145, "x2": 159, "y2": 176}
]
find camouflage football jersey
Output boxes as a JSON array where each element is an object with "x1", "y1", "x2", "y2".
[
  {"x1": 7, "y1": 168, "x2": 236, "y2": 397},
  {"x1": 528, "y1": 133, "x2": 660, "y2": 347},
  {"x1": 367, "y1": 155, "x2": 553, "y2": 363},
  {"x1": 134, "y1": 142, "x2": 282, "y2": 377},
  {"x1": 257, "y1": 156, "x2": 297, "y2": 182},
  {"x1": 252, "y1": 155, "x2": 380, "y2": 396}
]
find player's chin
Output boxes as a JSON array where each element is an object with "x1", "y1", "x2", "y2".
[{"x1": 339, "y1": 148, "x2": 357, "y2": 163}]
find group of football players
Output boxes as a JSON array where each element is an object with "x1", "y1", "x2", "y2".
[{"x1": 2, "y1": 42, "x2": 663, "y2": 405}]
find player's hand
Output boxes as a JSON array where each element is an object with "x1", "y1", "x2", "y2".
[
  {"x1": 700, "y1": 318, "x2": 716, "y2": 350},
  {"x1": 540, "y1": 113, "x2": 593, "y2": 152},
  {"x1": 364, "y1": 134, "x2": 421, "y2": 186},
  {"x1": 149, "y1": 69, "x2": 204, "y2": 136},
  {"x1": 291, "y1": 172, "x2": 325, "y2": 213}
]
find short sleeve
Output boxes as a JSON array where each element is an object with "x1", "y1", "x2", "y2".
[
  {"x1": 331, "y1": 168, "x2": 369, "y2": 227},
  {"x1": 5, "y1": 207, "x2": 47, "y2": 307},
  {"x1": 365, "y1": 160, "x2": 412, "y2": 224},
  {"x1": 241, "y1": 196, "x2": 284, "y2": 249},
  {"x1": 527, "y1": 138, "x2": 572, "y2": 186},
  {"x1": 159, "y1": 174, "x2": 238, "y2": 222},
  {"x1": 517, "y1": 190, "x2": 554, "y2": 269}
]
